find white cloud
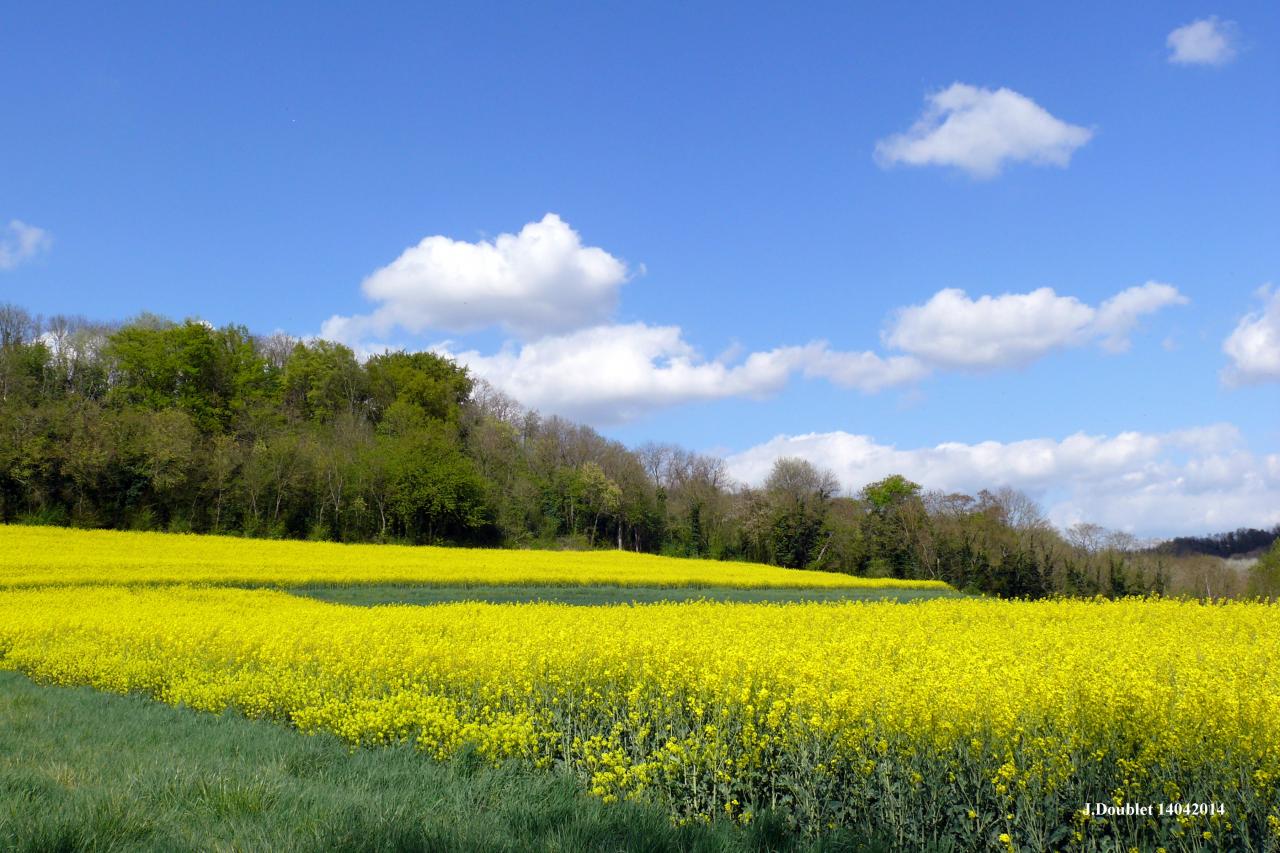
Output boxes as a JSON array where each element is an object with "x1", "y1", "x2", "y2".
[
  {"x1": 874, "y1": 83, "x2": 1093, "y2": 178},
  {"x1": 885, "y1": 287, "x2": 1093, "y2": 368},
  {"x1": 0, "y1": 220, "x2": 52, "y2": 271},
  {"x1": 320, "y1": 214, "x2": 1187, "y2": 421},
  {"x1": 1093, "y1": 282, "x2": 1189, "y2": 351},
  {"x1": 725, "y1": 424, "x2": 1280, "y2": 537},
  {"x1": 1167, "y1": 17, "x2": 1238, "y2": 66},
  {"x1": 435, "y1": 325, "x2": 931, "y2": 425},
  {"x1": 360, "y1": 280, "x2": 1183, "y2": 424},
  {"x1": 1222, "y1": 286, "x2": 1280, "y2": 385},
  {"x1": 883, "y1": 282, "x2": 1186, "y2": 369},
  {"x1": 437, "y1": 324, "x2": 802, "y2": 424},
  {"x1": 323, "y1": 214, "x2": 629, "y2": 343},
  {"x1": 798, "y1": 348, "x2": 930, "y2": 391}
]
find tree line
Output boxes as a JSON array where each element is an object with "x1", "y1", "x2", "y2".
[
  {"x1": 1, "y1": 303, "x2": 1274, "y2": 599},
  {"x1": 1158, "y1": 527, "x2": 1278, "y2": 559}
]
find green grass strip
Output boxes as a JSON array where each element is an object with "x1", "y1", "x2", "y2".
[{"x1": 0, "y1": 672, "x2": 891, "y2": 852}]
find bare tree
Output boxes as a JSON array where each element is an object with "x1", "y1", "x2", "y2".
[
  {"x1": 765, "y1": 457, "x2": 839, "y2": 504},
  {"x1": 637, "y1": 441, "x2": 680, "y2": 488},
  {"x1": 467, "y1": 378, "x2": 523, "y2": 426},
  {"x1": 1066, "y1": 522, "x2": 1109, "y2": 554},
  {"x1": 981, "y1": 486, "x2": 1050, "y2": 532},
  {"x1": 0, "y1": 303, "x2": 38, "y2": 349},
  {"x1": 257, "y1": 332, "x2": 297, "y2": 372},
  {"x1": 1105, "y1": 530, "x2": 1139, "y2": 553}
]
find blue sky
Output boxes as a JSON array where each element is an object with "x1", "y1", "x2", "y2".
[{"x1": 2, "y1": 2, "x2": 1277, "y2": 535}]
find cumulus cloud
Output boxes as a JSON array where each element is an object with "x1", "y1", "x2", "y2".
[
  {"x1": 322, "y1": 215, "x2": 1188, "y2": 422},
  {"x1": 885, "y1": 287, "x2": 1093, "y2": 368},
  {"x1": 355, "y1": 280, "x2": 1183, "y2": 424},
  {"x1": 0, "y1": 220, "x2": 52, "y2": 271},
  {"x1": 1167, "y1": 17, "x2": 1238, "y2": 66},
  {"x1": 437, "y1": 324, "x2": 801, "y2": 424},
  {"x1": 436, "y1": 324, "x2": 929, "y2": 424},
  {"x1": 884, "y1": 282, "x2": 1187, "y2": 368},
  {"x1": 874, "y1": 83, "x2": 1093, "y2": 178},
  {"x1": 323, "y1": 213, "x2": 629, "y2": 343},
  {"x1": 1093, "y1": 282, "x2": 1190, "y2": 351},
  {"x1": 1222, "y1": 286, "x2": 1280, "y2": 385},
  {"x1": 725, "y1": 424, "x2": 1280, "y2": 537},
  {"x1": 798, "y1": 348, "x2": 930, "y2": 391}
]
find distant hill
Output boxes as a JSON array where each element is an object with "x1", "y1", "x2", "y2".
[{"x1": 1156, "y1": 526, "x2": 1280, "y2": 559}]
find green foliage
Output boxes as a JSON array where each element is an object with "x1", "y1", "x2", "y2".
[
  {"x1": 856, "y1": 476, "x2": 923, "y2": 580},
  {"x1": 859, "y1": 474, "x2": 920, "y2": 510},
  {"x1": 367, "y1": 350, "x2": 472, "y2": 424},
  {"x1": 577, "y1": 462, "x2": 622, "y2": 546},
  {"x1": 1247, "y1": 539, "x2": 1280, "y2": 599},
  {"x1": 0, "y1": 308, "x2": 508, "y2": 547},
  {"x1": 742, "y1": 457, "x2": 838, "y2": 568},
  {"x1": 0, "y1": 342, "x2": 49, "y2": 405},
  {"x1": 769, "y1": 509, "x2": 824, "y2": 570},
  {"x1": 387, "y1": 426, "x2": 492, "y2": 543},
  {"x1": 282, "y1": 340, "x2": 364, "y2": 422},
  {"x1": 106, "y1": 318, "x2": 275, "y2": 432},
  {"x1": 4, "y1": 671, "x2": 882, "y2": 852}
]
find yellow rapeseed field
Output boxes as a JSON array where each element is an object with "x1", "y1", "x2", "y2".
[
  {"x1": 1, "y1": 585, "x2": 1277, "y2": 848},
  {"x1": 0, "y1": 524, "x2": 949, "y2": 590}
]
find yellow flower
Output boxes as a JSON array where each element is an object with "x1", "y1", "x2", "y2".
[
  {"x1": 0, "y1": 524, "x2": 952, "y2": 591},
  {"x1": 1, "y1": 532, "x2": 1277, "y2": 840}
]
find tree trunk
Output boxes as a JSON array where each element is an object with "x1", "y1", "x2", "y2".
[{"x1": 813, "y1": 531, "x2": 833, "y2": 566}]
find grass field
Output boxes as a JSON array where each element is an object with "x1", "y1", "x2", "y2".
[
  {"x1": 0, "y1": 524, "x2": 951, "y2": 591},
  {"x1": 0, "y1": 671, "x2": 892, "y2": 852}
]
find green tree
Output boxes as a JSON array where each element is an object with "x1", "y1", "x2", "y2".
[
  {"x1": 282, "y1": 341, "x2": 367, "y2": 423},
  {"x1": 578, "y1": 462, "x2": 621, "y2": 547},
  {"x1": 1247, "y1": 539, "x2": 1280, "y2": 599},
  {"x1": 138, "y1": 409, "x2": 198, "y2": 525},
  {"x1": 367, "y1": 351, "x2": 472, "y2": 425},
  {"x1": 761, "y1": 458, "x2": 838, "y2": 569},
  {"x1": 859, "y1": 475, "x2": 923, "y2": 578},
  {"x1": 206, "y1": 434, "x2": 240, "y2": 533},
  {"x1": 388, "y1": 427, "x2": 491, "y2": 543},
  {"x1": 861, "y1": 474, "x2": 921, "y2": 511},
  {"x1": 105, "y1": 318, "x2": 274, "y2": 433}
]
